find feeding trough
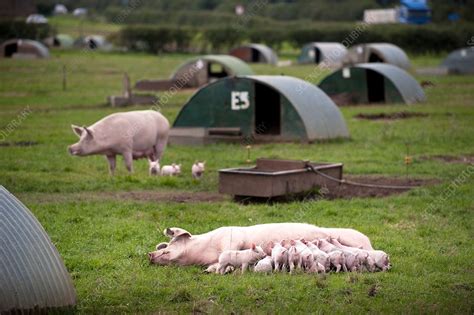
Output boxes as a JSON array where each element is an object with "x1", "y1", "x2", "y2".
[{"x1": 219, "y1": 158, "x2": 343, "y2": 198}]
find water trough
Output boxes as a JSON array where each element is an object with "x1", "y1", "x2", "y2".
[{"x1": 219, "y1": 158, "x2": 343, "y2": 198}]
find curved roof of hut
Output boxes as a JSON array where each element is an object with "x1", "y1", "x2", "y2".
[{"x1": 0, "y1": 186, "x2": 76, "y2": 313}]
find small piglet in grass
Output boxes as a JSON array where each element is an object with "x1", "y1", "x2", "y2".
[
  {"x1": 217, "y1": 243, "x2": 266, "y2": 274},
  {"x1": 254, "y1": 256, "x2": 274, "y2": 273},
  {"x1": 271, "y1": 242, "x2": 289, "y2": 272},
  {"x1": 149, "y1": 159, "x2": 160, "y2": 176},
  {"x1": 161, "y1": 163, "x2": 181, "y2": 176},
  {"x1": 192, "y1": 161, "x2": 205, "y2": 179}
]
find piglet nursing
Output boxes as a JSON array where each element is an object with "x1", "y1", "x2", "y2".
[{"x1": 217, "y1": 244, "x2": 266, "y2": 274}]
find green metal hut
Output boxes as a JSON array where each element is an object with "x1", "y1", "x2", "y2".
[
  {"x1": 229, "y1": 44, "x2": 278, "y2": 65},
  {"x1": 135, "y1": 55, "x2": 254, "y2": 91},
  {"x1": 169, "y1": 75, "x2": 349, "y2": 144},
  {"x1": 319, "y1": 63, "x2": 425, "y2": 105}
]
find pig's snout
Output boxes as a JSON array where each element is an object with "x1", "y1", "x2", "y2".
[
  {"x1": 68, "y1": 145, "x2": 78, "y2": 155},
  {"x1": 148, "y1": 252, "x2": 155, "y2": 262}
]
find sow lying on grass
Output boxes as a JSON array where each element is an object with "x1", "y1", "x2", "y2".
[{"x1": 148, "y1": 223, "x2": 373, "y2": 266}]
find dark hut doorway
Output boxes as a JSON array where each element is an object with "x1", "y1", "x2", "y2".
[
  {"x1": 366, "y1": 69, "x2": 385, "y2": 103},
  {"x1": 251, "y1": 48, "x2": 260, "y2": 62},
  {"x1": 4, "y1": 43, "x2": 18, "y2": 57},
  {"x1": 208, "y1": 62, "x2": 228, "y2": 80},
  {"x1": 314, "y1": 48, "x2": 321, "y2": 63},
  {"x1": 255, "y1": 82, "x2": 281, "y2": 135},
  {"x1": 368, "y1": 53, "x2": 384, "y2": 63}
]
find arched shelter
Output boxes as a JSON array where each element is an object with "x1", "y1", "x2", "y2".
[
  {"x1": 229, "y1": 44, "x2": 278, "y2": 65},
  {"x1": 170, "y1": 75, "x2": 349, "y2": 144},
  {"x1": 319, "y1": 63, "x2": 425, "y2": 105}
]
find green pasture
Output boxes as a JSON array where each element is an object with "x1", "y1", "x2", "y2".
[{"x1": 0, "y1": 49, "x2": 473, "y2": 313}]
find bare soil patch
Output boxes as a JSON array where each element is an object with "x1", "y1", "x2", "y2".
[
  {"x1": 420, "y1": 155, "x2": 474, "y2": 165},
  {"x1": 355, "y1": 112, "x2": 428, "y2": 121},
  {"x1": 235, "y1": 175, "x2": 439, "y2": 203},
  {"x1": 323, "y1": 176, "x2": 439, "y2": 200},
  {"x1": 23, "y1": 190, "x2": 227, "y2": 204}
]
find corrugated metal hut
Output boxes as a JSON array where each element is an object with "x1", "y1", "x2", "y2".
[
  {"x1": 169, "y1": 75, "x2": 349, "y2": 144},
  {"x1": 0, "y1": 186, "x2": 76, "y2": 314},
  {"x1": 0, "y1": 39, "x2": 50, "y2": 59},
  {"x1": 135, "y1": 55, "x2": 254, "y2": 91},
  {"x1": 229, "y1": 44, "x2": 278, "y2": 65},
  {"x1": 345, "y1": 43, "x2": 411, "y2": 70},
  {"x1": 319, "y1": 63, "x2": 425, "y2": 105},
  {"x1": 298, "y1": 42, "x2": 348, "y2": 66},
  {"x1": 441, "y1": 47, "x2": 474, "y2": 74}
]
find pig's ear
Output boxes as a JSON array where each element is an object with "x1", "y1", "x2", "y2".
[
  {"x1": 156, "y1": 242, "x2": 169, "y2": 250},
  {"x1": 164, "y1": 228, "x2": 174, "y2": 238},
  {"x1": 71, "y1": 124, "x2": 83, "y2": 137},
  {"x1": 83, "y1": 126, "x2": 93, "y2": 138},
  {"x1": 251, "y1": 243, "x2": 256, "y2": 250}
]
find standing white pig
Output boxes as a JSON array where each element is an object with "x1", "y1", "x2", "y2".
[
  {"x1": 149, "y1": 159, "x2": 160, "y2": 176},
  {"x1": 192, "y1": 161, "x2": 205, "y2": 179},
  {"x1": 68, "y1": 110, "x2": 169, "y2": 175},
  {"x1": 161, "y1": 163, "x2": 181, "y2": 176},
  {"x1": 271, "y1": 242, "x2": 289, "y2": 272},
  {"x1": 217, "y1": 244, "x2": 266, "y2": 274}
]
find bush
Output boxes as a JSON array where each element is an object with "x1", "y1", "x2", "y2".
[
  {"x1": 119, "y1": 26, "x2": 193, "y2": 53},
  {"x1": 0, "y1": 20, "x2": 52, "y2": 42}
]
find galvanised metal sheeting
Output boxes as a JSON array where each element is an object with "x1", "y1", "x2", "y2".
[
  {"x1": 345, "y1": 43, "x2": 411, "y2": 70},
  {"x1": 298, "y1": 42, "x2": 347, "y2": 66},
  {"x1": 229, "y1": 44, "x2": 278, "y2": 65},
  {"x1": 171, "y1": 54, "x2": 254, "y2": 87},
  {"x1": 173, "y1": 75, "x2": 349, "y2": 141},
  {"x1": 0, "y1": 39, "x2": 50, "y2": 58},
  {"x1": 0, "y1": 186, "x2": 76, "y2": 314},
  {"x1": 441, "y1": 47, "x2": 474, "y2": 74},
  {"x1": 319, "y1": 63, "x2": 425, "y2": 105}
]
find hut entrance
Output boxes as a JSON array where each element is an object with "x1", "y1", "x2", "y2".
[
  {"x1": 251, "y1": 48, "x2": 260, "y2": 62},
  {"x1": 368, "y1": 53, "x2": 384, "y2": 63},
  {"x1": 208, "y1": 63, "x2": 228, "y2": 80},
  {"x1": 314, "y1": 48, "x2": 321, "y2": 63},
  {"x1": 366, "y1": 69, "x2": 385, "y2": 103},
  {"x1": 255, "y1": 83, "x2": 280, "y2": 135},
  {"x1": 4, "y1": 43, "x2": 18, "y2": 57}
]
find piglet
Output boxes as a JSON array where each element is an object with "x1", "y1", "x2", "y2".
[
  {"x1": 161, "y1": 163, "x2": 181, "y2": 176},
  {"x1": 328, "y1": 250, "x2": 347, "y2": 273},
  {"x1": 271, "y1": 242, "x2": 289, "y2": 272},
  {"x1": 192, "y1": 161, "x2": 205, "y2": 180},
  {"x1": 217, "y1": 243, "x2": 266, "y2": 274},
  {"x1": 149, "y1": 159, "x2": 160, "y2": 176},
  {"x1": 254, "y1": 256, "x2": 274, "y2": 273}
]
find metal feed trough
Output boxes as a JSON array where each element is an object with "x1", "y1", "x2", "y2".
[{"x1": 219, "y1": 158, "x2": 343, "y2": 198}]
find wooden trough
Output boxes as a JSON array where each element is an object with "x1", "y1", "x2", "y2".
[{"x1": 219, "y1": 158, "x2": 343, "y2": 198}]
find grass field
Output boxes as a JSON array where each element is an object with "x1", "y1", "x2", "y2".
[{"x1": 0, "y1": 49, "x2": 473, "y2": 313}]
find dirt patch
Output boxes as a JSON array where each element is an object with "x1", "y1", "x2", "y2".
[
  {"x1": 323, "y1": 176, "x2": 439, "y2": 200},
  {"x1": 355, "y1": 111, "x2": 428, "y2": 121},
  {"x1": 420, "y1": 155, "x2": 474, "y2": 165},
  {"x1": 0, "y1": 141, "x2": 39, "y2": 147},
  {"x1": 23, "y1": 190, "x2": 227, "y2": 204},
  {"x1": 103, "y1": 191, "x2": 227, "y2": 203},
  {"x1": 235, "y1": 175, "x2": 439, "y2": 203}
]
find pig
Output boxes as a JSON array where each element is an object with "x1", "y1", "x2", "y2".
[
  {"x1": 293, "y1": 240, "x2": 316, "y2": 272},
  {"x1": 329, "y1": 238, "x2": 384, "y2": 272},
  {"x1": 148, "y1": 223, "x2": 373, "y2": 267},
  {"x1": 328, "y1": 250, "x2": 347, "y2": 273},
  {"x1": 161, "y1": 163, "x2": 181, "y2": 176},
  {"x1": 192, "y1": 161, "x2": 205, "y2": 179},
  {"x1": 69, "y1": 110, "x2": 169, "y2": 175},
  {"x1": 271, "y1": 242, "x2": 289, "y2": 272},
  {"x1": 149, "y1": 159, "x2": 160, "y2": 176},
  {"x1": 305, "y1": 241, "x2": 330, "y2": 272},
  {"x1": 253, "y1": 256, "x2": 274, "y2": 273},
  {"x1": 217, "y1": 244, "x2": 266, "y2": 274}
]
